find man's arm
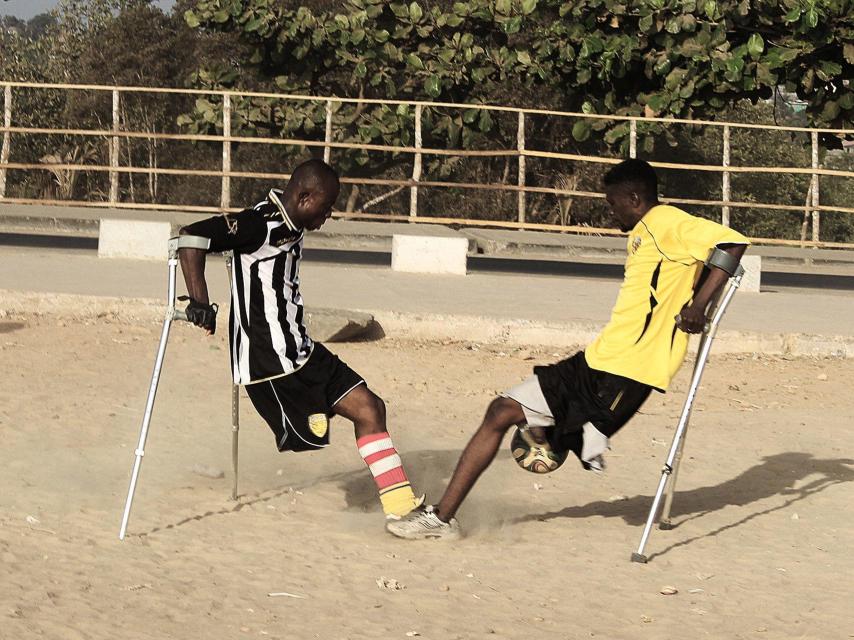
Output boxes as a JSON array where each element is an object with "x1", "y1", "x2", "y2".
[
  {"x1": 178, "y1": 228, "x2": 210, "y2": 305},
  {"x1": 176, "y1": 210, "x2": 267, "y2": 335},
  {"x1": 676, "y1": 243, "x2": 747, "y2": 334},
  {"x1": 178, "y1": 228, "x2": 217, "y2": 335}
]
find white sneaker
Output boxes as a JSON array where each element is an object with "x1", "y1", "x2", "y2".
[
  {"x1": 385, "y1": 494, "x2": 426, "y2": 521},
  {"x1": 385, "y1": 504, "x2": 461, "y2": 540}
]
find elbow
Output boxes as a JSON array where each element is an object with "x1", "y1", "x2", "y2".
[{"x1": 719, "y1": 242, "x2": 747, "y2": 259}]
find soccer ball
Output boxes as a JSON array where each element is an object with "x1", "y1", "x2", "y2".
[{"x1": 510, "y1": 427, "x2": 569, "y2": 474}]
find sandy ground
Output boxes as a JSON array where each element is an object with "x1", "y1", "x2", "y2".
[{"x1": 1, "y1": 317, "x2": 852, "y2": 640}]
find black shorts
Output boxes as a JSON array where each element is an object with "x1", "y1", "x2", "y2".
[
  {"x1": 245, "y1": 343, "x2": 365, "y2": 452},
  {"x1": 533, "y1": 351, "x2": 652, "y2": 456}
]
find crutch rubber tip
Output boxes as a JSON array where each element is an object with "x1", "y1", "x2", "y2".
[
  {"x1": 659, "y1": 521, "x2": 675, "y2": 530},
  {"x1": 631, "y1": 553, "x2": 648, "y2": 564}
]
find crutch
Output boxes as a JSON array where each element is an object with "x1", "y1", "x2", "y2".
[
  {"x1": 225, "y1": 253, "x2": 240, "y2": 502},
  {"x1": 119, "y1": 235, "x2": 236, "y2": 540},
  {"x1": 631, "y1": 252, "x2": 745, "y2": 563}
]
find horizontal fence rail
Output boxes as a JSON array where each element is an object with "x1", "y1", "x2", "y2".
[{"x1": 0, "y1": 80, "x2": 852, "y2": 249}]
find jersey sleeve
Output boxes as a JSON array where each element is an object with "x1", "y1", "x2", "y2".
[
  {"x1": 181, "y1": 210, "x2": 268, "y2": 254},
  {"x1": 674, "y1": 214, "x2": 750, "y2": 263}
]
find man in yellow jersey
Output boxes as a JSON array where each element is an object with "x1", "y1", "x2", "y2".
[{"x1": 387, "y1": 158, "x2": 749, "y2": 540}]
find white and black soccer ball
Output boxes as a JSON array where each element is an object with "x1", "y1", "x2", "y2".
[{"x1": 510, "y1": 427, "x2": 569, "y2": 474}]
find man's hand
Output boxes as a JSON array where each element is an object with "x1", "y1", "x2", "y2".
[
  {"x1": 675, "y1": 303, "x2": 707, "y2": 334},
  {"x1": 185, "y1": 299, "x2": 217, "y2": 335}
]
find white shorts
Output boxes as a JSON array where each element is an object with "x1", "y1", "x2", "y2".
[
  {"x1": 502, "y1": 375, "x2": 609, "y2": 470},
  {"x1": 501, "y1": 375, "x2": 555, "y2": 428}
]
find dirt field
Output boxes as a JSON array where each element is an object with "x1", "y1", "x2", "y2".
[{"x1": 1, "y1": 317, "x2": 852, "y2": 640}]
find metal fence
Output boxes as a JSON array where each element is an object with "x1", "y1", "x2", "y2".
[{"x1": 1, "y1": 80, "x2": 853, "y2": 247}]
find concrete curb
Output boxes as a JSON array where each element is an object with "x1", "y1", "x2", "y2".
[
  {"x1": 4, "y1": 204, "x2": 854, "y2": 272},
  {"x1": 2, "y1": 290, "x2": 851, "y2": 359},
  {"x1": 365, "y1": 310, "x2": 852, "y2": 358}
]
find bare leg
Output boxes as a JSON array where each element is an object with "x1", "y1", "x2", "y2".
[
  {"x1": 333, "y1": 383, "x2": 386, "y2": 439},
  {"x1": 334, "y1": 383, "x2": 421, "y2": 517},
  {"x1": 526, "y1": 425, "x2": 548, "y2": 444},
  {"x1": 436, "y1": 397, "x2": 526, "y2": 521}
]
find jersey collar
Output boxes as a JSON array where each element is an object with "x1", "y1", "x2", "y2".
[
  {"x1": 268, "y1": 188, "x2": 300, "y2": 232},
  {"x1": 633, "y1": 203, "x2": 667, "y2": 231}
]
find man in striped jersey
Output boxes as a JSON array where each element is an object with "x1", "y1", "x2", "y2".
[
  {"x1": 387, "y1": 159, "x2": 748, "y2": 540},
  {"x1": 178, "y1": 159, "x2": 423, "y2": 521}
]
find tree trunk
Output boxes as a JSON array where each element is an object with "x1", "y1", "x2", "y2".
[
  {"x1": 147, "y1": 120, "x2": 157, "y2": 203},
  {"x1": 121, "y1": 104, "x2": 135, "y2": 202},
  {"x1": 345, "y1": 184, "x2": 360, "y2": 212}
]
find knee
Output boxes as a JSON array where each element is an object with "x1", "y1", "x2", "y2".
[
  {"x1": 360, "y1": 391, "x2": 386, "y2": 426},
  {"x1": 371, "y1": 394, "x2": 386, "y2": 424},
  {"x1": 482, "y1": 397, "x2": 521, "y2": 433}
]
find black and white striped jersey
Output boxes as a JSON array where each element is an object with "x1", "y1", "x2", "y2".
[{"x1": 183, "y1": 189, "x2": 312, "y2": 385}]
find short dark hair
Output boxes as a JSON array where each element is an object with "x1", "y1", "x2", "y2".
[
  {"x1": 289, "y1": 158, "x2": 339, "y2": 192},
  {"x1": 603, "y1": 159, "x2": 658, "y2": 202}
]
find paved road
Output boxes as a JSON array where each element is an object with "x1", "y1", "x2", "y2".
[
  {"x1": 1, "y1": 245, "x2": 852, "y2": 339},
  {"x1": 2, "y1": 232, "x2": 854, "y2": 291}
]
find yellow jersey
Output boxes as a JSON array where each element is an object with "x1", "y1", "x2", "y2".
[{"x1": 585, "y1": 205, "x2": 749, "y2": 390}]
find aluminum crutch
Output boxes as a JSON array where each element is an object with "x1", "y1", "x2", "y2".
[
  {"x1": 631, "y1": 265, "x2": 744, "y2": 563},
  {"x1": 658, "y1": 338, "x2": 705, "y2": 530},
  {"x1": 225, "y1": 253, "x2": 240, "y2": 501},
  {"x1": 118, "y1": 234, "x2": 210, "y2": 540},
  {"x1": 658, "y1": 251, "x2": 746, "y2": 530}
]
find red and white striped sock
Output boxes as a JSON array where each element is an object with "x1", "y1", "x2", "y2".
[{"x1": 357, "y1": 432, "x2": 419, "y2": 517}]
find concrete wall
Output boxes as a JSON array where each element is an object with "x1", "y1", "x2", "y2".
[
  {"x1": 98, "y1": 219, "x2": 172, "y2": 260},
  {"x1": 391, "y1": 234, "x2": 469, "y2": 275}
]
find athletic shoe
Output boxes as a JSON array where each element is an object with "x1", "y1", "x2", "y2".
[
  {"x1": 385, "y1": 504, "x2": 461, "y2": 540},
  {"x1": 385, "y1": 494, "x2": 426, "y2": 521}
]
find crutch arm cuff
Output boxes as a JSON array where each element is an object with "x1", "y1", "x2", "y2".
[
  {"x1": 169, "y1": 235, "x2": 211, "y2": 252},
  {"x1": 705, "y1": 246, "x2": 743, "y2": 277}
]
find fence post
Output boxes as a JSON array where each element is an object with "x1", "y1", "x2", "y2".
[
  {"x1": 410, "y1": 104, "x2": 422, "y2": 218},
  {"x1": 517, "y1": 111, "x2": 526, "y2": 225},
  {"x1": 324, "y1": 100, "x2": 333, "y2": 164},
  {"x1": 0, "y1": 84, "x2": 12, "y2": 198},
  {"x1": 221, "y1": 93, "x2": 231, "y2": 212},
  {"x1": 629, "y1": 119, "x2": 637, "y2": 159},
  {"x1": 109, "y1": 88, "x2": 120, "y2": 205},
  {"x1": 721, "y1": 124, "x2": 731, "y2": 227},
  {"x1": 811, "y1": 130, "x2": 820, "y2": 244}
]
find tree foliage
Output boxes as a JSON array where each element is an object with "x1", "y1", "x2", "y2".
[
  {"x1": 0, "y1": 0, "x2": 851, "y2": 239},
  {"x1": 181, "y1": 0, "x2": 854, "y2": 154}
]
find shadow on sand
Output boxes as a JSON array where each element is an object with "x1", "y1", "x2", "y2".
[
  {"x1": 139, "y1": 448, "x2": 462, "y2": 537},
  {"x1": 139, "y1": 450, "x2": 853, "y2": 560},
  {"x1": 515, "y1": 452, "x2": 854, "y2": 559}
]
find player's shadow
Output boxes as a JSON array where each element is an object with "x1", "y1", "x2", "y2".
[
  {"x1": 517, "y1": 452, "x2": 854, "y2": 546},
  {"x1": 139, "y1": 448, "x2": 461, "y2": 536},
  {"x1": 0, "y1": 321, "x2": 26, "y2": 333}
]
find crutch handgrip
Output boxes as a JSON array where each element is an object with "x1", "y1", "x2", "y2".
[
  {"x1": 174, "y1": 296, "x2": 218, "y2": 328},
  {"x1": 675, "y1": 314, "x2": 710, "y2": 334}
]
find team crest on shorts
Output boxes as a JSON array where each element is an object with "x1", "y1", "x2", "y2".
[
  {"x1": 308, "y1": 413, "x2": 329, "y2": 438},
  {"x1": 630, "y1": 235, "x2": 642, "y2": 254}
]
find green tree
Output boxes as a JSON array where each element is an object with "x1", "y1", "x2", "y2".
[
  {"x1": 181, "y1": 0, "x2": 853, "y2": 143},
  {"x1": 176, "y1": 0, "x2": 852, "y2": 217}
]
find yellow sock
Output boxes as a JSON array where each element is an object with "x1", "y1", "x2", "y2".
[
  {"x1": 357, "y1": 433, "x2": 422, "y2": 517},
  {"x1": 379, "y1": 481, "x2": 421, "y2": 518}
]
